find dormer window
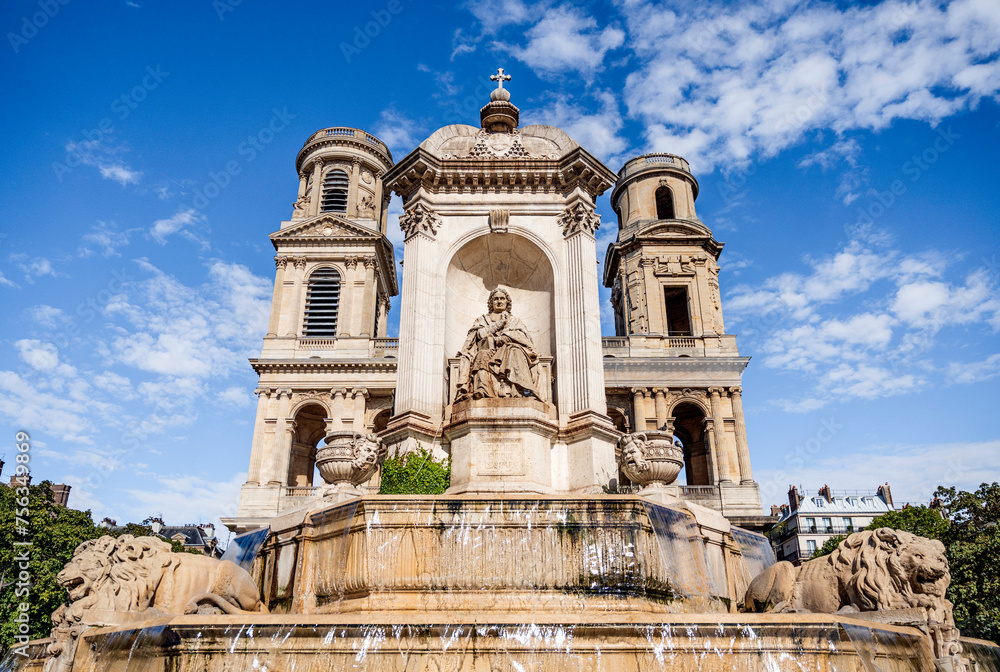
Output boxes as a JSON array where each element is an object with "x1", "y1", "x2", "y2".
[
  {"x1": 321, "y1": 169, "x2": 349, "y2": 213},
  {"x1": 303, "y1": 268, "x2": 341, "y2": 336},
  {"x1": 655, "y1": 185, "x2": 675, "y2": 220}
]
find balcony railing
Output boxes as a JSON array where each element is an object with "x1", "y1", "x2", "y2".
[
  {"x1": 602, "y1": 335, "x2": 701, "y2": 350},
  {"x1": 283, "y1": 486, "x2": 318, "y2": 498},
  {"x1": 617, "y1": 153, "x2": 692, "y2": 181},
  {"x1": 306, "y1": 127, "x2": 389, "y2": 155},
  {"x1": 373, "y1": 337, "x2": 398, "y2": 357},
  {"x1": 297, "y1": 338, "x2": 337, "y2": 350}
]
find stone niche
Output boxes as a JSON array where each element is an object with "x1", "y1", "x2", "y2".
[{"x1": 443, "y1": 233, "x2": 559, "y2": 494}]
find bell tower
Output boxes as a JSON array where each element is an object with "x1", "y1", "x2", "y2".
[
  {"x1": 602, "y1": 153, "x2": 762, "y2": 518},
  {"x1": 227, "y1": 127, "x2": 399, "y2": 532}
]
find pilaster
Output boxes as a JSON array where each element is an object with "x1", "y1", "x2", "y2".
[
  {"x1": 309, "y1": 159, "x2": 324, "y2": 217},
  {"x1": 266, "y1": 257, "x2": 286, "y2": 338}
]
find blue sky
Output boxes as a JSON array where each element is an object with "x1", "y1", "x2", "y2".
[{"x1": 2, "y1": 0, "x2": 999, "y2": 542}]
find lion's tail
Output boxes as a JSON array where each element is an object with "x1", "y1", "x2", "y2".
[{"x1": 183, "y1": 593, "x2": 258, "y2": 615}]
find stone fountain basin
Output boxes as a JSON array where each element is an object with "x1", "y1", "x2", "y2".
[{"x1": 17, "y1": 612, "x2": 962, "y2": 672}]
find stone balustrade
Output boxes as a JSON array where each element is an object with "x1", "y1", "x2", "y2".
[{"x1": 617, "y1": 153, "x2": 692, "y2": 181}]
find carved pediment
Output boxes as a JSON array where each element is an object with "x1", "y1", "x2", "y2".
[{"x1": 271, "y1": 215, "x2": 377, "y2": 241}]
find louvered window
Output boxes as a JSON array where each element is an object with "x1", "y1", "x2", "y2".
[
  {"x1": 303, "y1": 268, "x2": 341, "y2": 336},
  {"x1": 321, "y1": 170, "x2": 349, "y2": 213}
]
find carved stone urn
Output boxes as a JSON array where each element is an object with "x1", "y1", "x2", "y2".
[
  {"x1": 617, "y1": 431, "x2": 684, "y2": 490},
  {"x1": 316, "y1": 430, "x2": 387, "y2": 497}
]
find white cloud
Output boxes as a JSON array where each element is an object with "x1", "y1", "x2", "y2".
[
  {"x1": 219, "y1": 386, "x2": 253, "y2": 407},
  {"x1": 15, "y1": 339, "x2": 60, "y2": 372},
  {"x1": 372, "y1": 107, "x2": 422, "y2": 156},
  {"x1": 26, "y1": 305, "x2": 64, "y2": 328},
  {"x1": 13, "y1": 255, "x2": 58, "y2": 283},
  {"x1": 524, "y1": 89, "x2": 629, "y2": 166},
  {"x1": 150, "y1": 208, "x2": 205, "y2": 245},
  {"x1": 122, "y1": 471, "x2": 246, "y2": 530},
  {"x1": 105, "y1": 260, "x2": 270, "y2": 380},
  {"x1": 0, "y1": 371, "x2": 96, "y2": 443},
  {"x1": 757, "y1": 439, "x2": 1000, "y2": 508},
  {"x1": 948, "y1": 353, "x2": 1000, "y2": 384},
  {"x1": 82, "y1": 221, "x2": 133, "y2": 257},
  {"x1": 727, "y1": 232, "x2": 1000, "y2": 407},
  {"x1": 503, "y1": 5, "x2": 624, "y2": 81},
  {"x1": 64, "y1": 138, "x2": 141, "y2": 185},
  {"x1": 618, "y1": 0, "x2": 1000, "y2": 171}
]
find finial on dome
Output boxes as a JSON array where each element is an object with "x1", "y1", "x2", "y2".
[
  {"x1": 482, "y1": 67, "x2": 519, "y2": 132},
  {"x1": 490, "y1": 67, "x2": 511, "y2": 102}
]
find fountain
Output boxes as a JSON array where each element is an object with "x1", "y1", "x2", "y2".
[{"x1": 12, "y1": 70, "x2": 999, "y2": 672}]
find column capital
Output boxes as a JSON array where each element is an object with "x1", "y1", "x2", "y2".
[
  {"x1": 631, "y1": 387, "x2": 647, "y2": 396},
  {"x1": 293, "y1": 256, "x2": 307, "y2": 270},
  {"x1": 729, "y1": 386, "x2": 743, "y2": 396},
  {"x1": 351, "y1": 158, "x2": 361, "y2": 168},
  {"x1": 313, "y1": 158, "x2": 324, "y2": 170},
  {"x1": 345, "y1": 256, "x2": 360, "y2": 269},
  {"x1": 352, "y1": 387, "x2": 370, "y2": 399},
  {"x1": 275, "y1": 256, "x2": 288, "y2": 269},
  {"x1": 653, "y1": 387, "x2": 668, "y2": 396},
  {"x1": 276, "y1": 387, "x2": 293, "y2": 399},
  {"x1": 298, "y1": 171, "x2": 307, "y2": 181},
  {"x1": 254, "y1": 387, "x2": 271, "y2": 396},
  {"x1": 708, "y1": 386, "x2": 726, "y2": 397},
  {"x1": 362, "y1": 256, "x2": 377, "y2": 269}
]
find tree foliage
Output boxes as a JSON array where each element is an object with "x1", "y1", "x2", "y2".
[
  {"x1": 811, "y1": 535, "x2": 846, "y2": 559},
  {"x1": 378, "y1": 447, "x2": 451, "y2": 495},
  {"x1": 861, "y1": 483, "x2": 1000, "y2": 644},
  {"x1": 0, "y1": 483, "x2": 196, "y2": 655}
]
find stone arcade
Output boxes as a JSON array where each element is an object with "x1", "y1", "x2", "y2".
[{"x1": 22, "y1": 71, "x2": 996, "y2": 672}]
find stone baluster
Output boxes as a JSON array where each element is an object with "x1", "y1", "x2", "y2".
[
  {"x1": 730, "y1": 386, "x2": 753, "y2": 483},
  {"x1": 708, "y1": 387, "x2": 733, "y2": 483}
]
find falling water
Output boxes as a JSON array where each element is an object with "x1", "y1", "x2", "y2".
[
  {"x1": 221, "y1": 527, "x2": 270, "y2": 572},
  {"x1": 964, "y1": 638, "x2": 1000, "y2": 671}
]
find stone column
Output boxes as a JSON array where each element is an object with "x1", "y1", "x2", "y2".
[
  {"x1": 352, "y1": 388, "x2": 368, "y2": 432},
  {"x1": 297, "y1": 171, "x2": 307, "y2": 199},
  {"x1": 709, "y1": 388, "x2": 733, "y2": 483},
  {"x1": 692, "y1": 257, "x2": 712, "y2": 337},
  {"x1": 702, "y1": 417, "x2": 719, "y2": 483},
  {"x1": 308, "y1": 159, "x2": 324, "y2": 217},
  {"x1": 730, "y1": 386, "x2": 754, "y2": 483},
  {"x1": 360, "y1": 257, "x2": 377, "y2": 337},
  {"x1": 283, "y1": 258, "x2": 307, "y2": 337},
  {"x1": 653, "y1": 388, "x2": 668, "y2": 430},
  {"x1": 631, "y1": 388, "x2": 647, "y2": 432},
  {"x1": 376, "y1": 295, "x2": 389, "y2": 338},
  {"x1": 338, "y1": 257, "x2": 358, "y2": 337},
  {"x1": 641, "y1": 257, "x2": 664, "y2": 334},
  {"x1": 246, "y1": 387, "x2": 271, "y2": 484},
  {"x1": 266, "y1": 257, "x2": 286, "y2": 337},
  {"x1": 267, "y1": 389, "x2": 293, "y2": 485},
  {"x1": 347, "y1": 159, "x2": 361, "y2": 218}
]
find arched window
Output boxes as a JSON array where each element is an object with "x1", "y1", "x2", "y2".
[
  {"x1": 303, "y1": 268, "x2": 341, "y2": 336},
  {"x1": 320, "y1": 169, "x2": 349, "y2": 213},
  {"x1": 655, "y1": 186, "x2": 675, "y2": 220}
]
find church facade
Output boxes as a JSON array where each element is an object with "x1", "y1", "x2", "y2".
[{"x1": 224, "y1": 73, "x2": 762, "y2": 533}]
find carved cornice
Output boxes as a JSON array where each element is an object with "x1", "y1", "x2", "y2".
[
  {"x1": 558, "y1": 203, "x2": 600, "y2": 238},
  {"x1": 383, "y1": 146, "x2": 617, "y2": 202},
  {"x1": 399, "y1": 203, "x2": 441, "y2": 240}
]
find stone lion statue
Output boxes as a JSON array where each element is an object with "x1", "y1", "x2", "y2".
[
  {"x1": 45, "y1": 535, "x2": 266, "y2": 672},
  {"x1": 743, "y1": 528, "x2": 964, "y2": 668}
]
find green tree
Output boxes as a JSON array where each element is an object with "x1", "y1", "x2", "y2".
[
  {"x1": 379, "y1": 447, "x2": 451, "y2": 495},
  {"x1": 811, "y1": 534, "x2": 846, "y2": 559},
  {"x1": 864, "y1": 504, "x2": 950, "y2": 541},
  {"x1": 1, "y1": 483, "x2": 199, "y2": 655},
  {"x1": 0, "y1": 480, "x2": 105, "y2": 653}
]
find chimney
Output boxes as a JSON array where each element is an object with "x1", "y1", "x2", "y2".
[
  {"x1": 770, "y1": 504, "x2": 782, "y2": 516},
  {"x1": 50, "y1": 483, "x2": 71, "y2": 507},
  {"x1": 877, "y1": 483, "x2": 894, "y2": 509},
  {"x1": 10, "y1": 474, "x2": 30, "y2": 487},
  {"x1": 0, "y1": 458, "x2": 4, "y2": 478},
  {"x1": 788, "y1": 485, "x2": 805, "y2": 512},
  {"x1": 819, "y1": 485, "x2": 833, "y2": 503}
]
